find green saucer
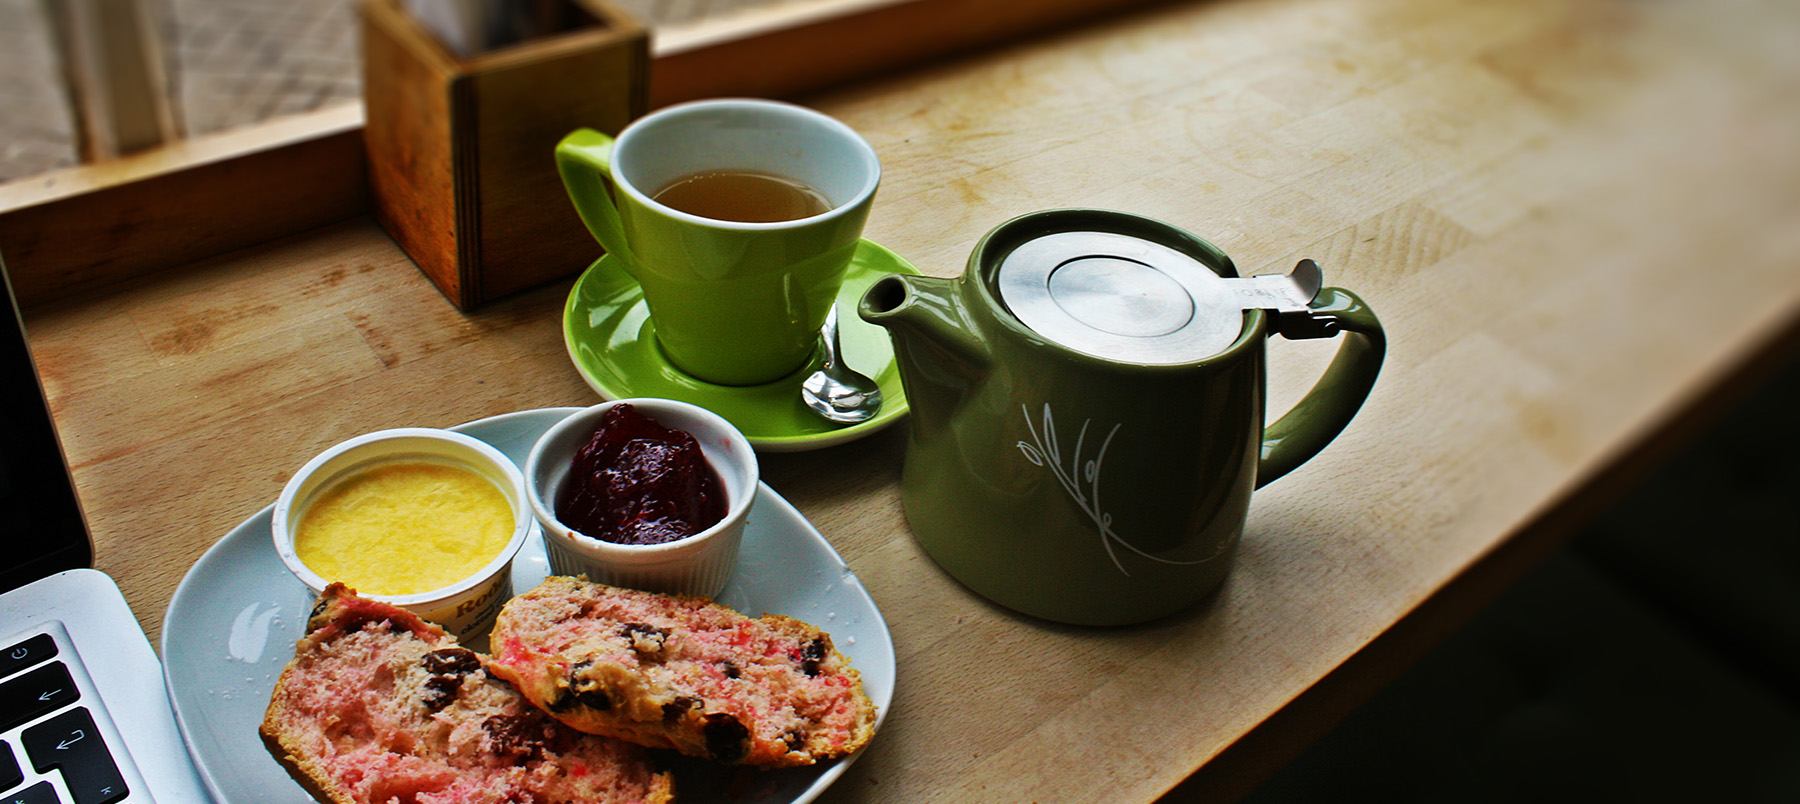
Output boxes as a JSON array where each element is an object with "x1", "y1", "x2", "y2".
[{"x1": 562, "y1": 238, "x2": 920, "y2": 452}]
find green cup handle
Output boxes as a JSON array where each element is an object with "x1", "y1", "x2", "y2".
[
  {"x1": 555, "y1": 127, "x2": 633, "y2": 265},
  {"x1": 1256, "y1": 287, "x2": 1385, "y2": 488}
]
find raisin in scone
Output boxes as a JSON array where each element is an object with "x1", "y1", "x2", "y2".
[
  {"x1": 261, "y1": 583, "x2": 673, "y2": 804},
  {"x1": 487, "y1": 576, "x2": 876, "y2": 767}
]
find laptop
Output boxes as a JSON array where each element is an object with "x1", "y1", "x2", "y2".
[{"x1": 0, "y1": 255, "x2": 214, "y2": 803}]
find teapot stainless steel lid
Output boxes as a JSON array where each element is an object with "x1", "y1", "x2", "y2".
[{"x1": 996, "y1": 230, "x2": 1330, "y2": 364}]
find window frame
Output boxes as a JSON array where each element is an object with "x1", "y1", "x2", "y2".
[{"x1": 0, "y1": 0, "x2": 1169, "y2": 305}]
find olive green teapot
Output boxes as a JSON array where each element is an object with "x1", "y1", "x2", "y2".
[{"x1": 859, "y1": 209, "x2": 1384, "y2": 625}]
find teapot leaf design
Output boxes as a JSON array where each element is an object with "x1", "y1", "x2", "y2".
[{"x1": 1017, "y1": 404, "x2": 1227, "y2": 576}]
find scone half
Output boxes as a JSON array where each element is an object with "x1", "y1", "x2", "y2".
[
  {"x1": 261, "y1": 583, "x2": 673, "y2": 804},
  {"x1": 488, "y1": 576, "x2": 878, "y2": 767}
]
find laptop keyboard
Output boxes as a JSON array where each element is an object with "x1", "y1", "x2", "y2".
[{"x1": 1, "y1": 630, "x2": 131, "y2": 804}]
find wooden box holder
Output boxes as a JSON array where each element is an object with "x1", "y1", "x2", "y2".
[{"x1": 360, "y1": 0, "x2": 648, "y2": 310}]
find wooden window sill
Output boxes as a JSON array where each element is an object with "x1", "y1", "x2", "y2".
[{"x1": 0, "y1": 0, "x2": 1171, "y2": 308}]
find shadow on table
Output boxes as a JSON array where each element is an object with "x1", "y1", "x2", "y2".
[{"x1": 1239, "y1": 356, "x2": 1800, "y2": 803}]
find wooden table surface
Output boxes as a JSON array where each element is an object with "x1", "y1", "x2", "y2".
[{"x1": 19, "y1": 0, "x2": 1800, "y2": 801}]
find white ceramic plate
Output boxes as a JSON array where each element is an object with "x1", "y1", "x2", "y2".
[{"x1": 161, "y1": 407, "x2": 895, "y2": 803}]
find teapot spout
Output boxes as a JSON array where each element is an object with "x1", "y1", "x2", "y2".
[{"x1": 858, "y1": 274, "x2": 987, "y2": 370}]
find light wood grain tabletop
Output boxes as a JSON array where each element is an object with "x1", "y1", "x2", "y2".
[{"x1": 17, "y1": 0, "x2": 1800, "y2": 801}]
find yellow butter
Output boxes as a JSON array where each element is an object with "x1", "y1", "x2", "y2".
[{"x1": 294, "y1": 460, "x2": 514, "y2": 596}]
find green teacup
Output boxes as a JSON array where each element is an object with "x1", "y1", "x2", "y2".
[
  {"x1": 861, "y1": 209, "x2": 1385, "y2": 626},
  {"x1": 556, "y1": 99, "x2": 881, "y2": 386}
]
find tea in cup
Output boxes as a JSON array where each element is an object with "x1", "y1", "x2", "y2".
[
  {"x1": 556, "y1": 99, "x2": 881, "y2": 386},
  {"x1": 651, "y1": 169, "x2": 832, "y2": 223}
]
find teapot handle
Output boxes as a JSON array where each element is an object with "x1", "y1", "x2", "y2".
[{"x1": 1256, "y1": 287, "x2": 1385, "y2": 489}]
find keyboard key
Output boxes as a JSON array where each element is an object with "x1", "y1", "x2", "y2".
[
  {"x1": 0, "y1": 740, "x2": 20, "y2": 790},
  {"x1": 0, "y1": 663, "x2": 78, "y2": 734},
  {"x1": 2, "y1": 781, "x2": 61, "y2": 804},
  {"x1": 0, "y1": 636, "x2": 55, "y2": 679},
  {"x1": 22, "y1": 708, "x2": 126, "y2": 804}
]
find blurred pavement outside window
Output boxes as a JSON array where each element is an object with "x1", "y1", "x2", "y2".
[{"x1": 0, "y1": 0, "x2": 789, "y2": 184}]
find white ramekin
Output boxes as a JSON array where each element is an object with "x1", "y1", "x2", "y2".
[
  {"x1": 272, "y1": 428, "x2": 531, "y2": 638},
  {"x1": 525, "y1": 399, "x2": 758, "y2": 599}
]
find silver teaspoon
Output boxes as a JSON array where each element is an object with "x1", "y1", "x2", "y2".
[{"x1": 800, "y1": 307, "x2": 883, "y2": 424}]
